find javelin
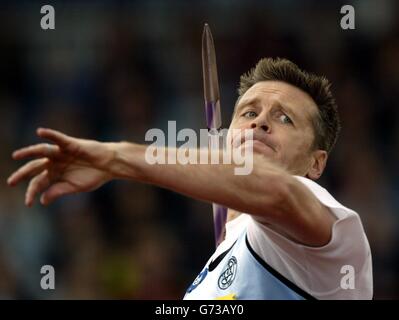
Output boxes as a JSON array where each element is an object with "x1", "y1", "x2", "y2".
[{"x1": 202, "y1": 23, "x2": 228, "y2": 247}]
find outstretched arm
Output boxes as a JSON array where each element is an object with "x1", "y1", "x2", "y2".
[
  {"x1": 8, "y1": 128, "x2": 335, "y2": 246},
  {"x1": 109, "y1": 141, "x2": 335, "y2": 246}
]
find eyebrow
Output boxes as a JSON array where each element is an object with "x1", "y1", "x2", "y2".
[{"x1": 235, "y1": 97, "x2": 261, "y2": 114}]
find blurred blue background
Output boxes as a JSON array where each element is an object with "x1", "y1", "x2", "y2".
[{"x1": 0, "y1": 0, "x2": 398, "y2": 299}]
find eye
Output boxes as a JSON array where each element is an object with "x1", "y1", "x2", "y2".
[
  {"x1": 242, "y1": 111, "x2": 257, "y2": 118},
  {"x1": 278, "y1": 114, "x2": 293, "y2": 125}
]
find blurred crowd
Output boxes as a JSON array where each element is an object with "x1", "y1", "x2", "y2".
[{"x1": 0, "y1": 0, "x2": 398, "y2": 299}]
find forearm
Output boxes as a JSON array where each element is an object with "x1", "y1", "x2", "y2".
[
  {"x1": 107, "y1": 141, "x2": 288, "y2": 216},
  {"x1": 106, "y1": 141, "x2": 334, "y2": 246}
]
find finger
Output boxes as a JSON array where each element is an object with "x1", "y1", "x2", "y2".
[
  {"x1": 12, "y1": 143, "x2": 60, "y2": 160},
  {"x1": 25, "y1": 170, "x2": 50, "y2": 207},
  {"x1": 40, "y1": 182, "x2": 76, "y2": 206},
  {"x1": 37, "y1": 128, "x2": 74, "y2": 149},
  {"x1": 7, "y1": 158, "x2": 50, "y2": 186}
]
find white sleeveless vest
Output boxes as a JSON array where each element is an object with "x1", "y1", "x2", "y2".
[{"x1": 183, "y1": 228, "x2": 315, "y2": 300}]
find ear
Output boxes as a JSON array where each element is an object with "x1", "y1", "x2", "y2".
[{"x1": 307, "y1": 150, "x2": 328, "y2": 180}]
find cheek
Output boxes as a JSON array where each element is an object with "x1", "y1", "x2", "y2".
[
  {"x1": 227, "y1": 123, "x2": 248, "y2": 146},
  {"x1": 229, "y1": 117, "x2": 247, "y2": 130},
  {"x1": 277, "y1": 131, "x2": 309, "y2": 157},
  {"x1": 283, "y1": 133, "x2": 313, "y2": 164}
]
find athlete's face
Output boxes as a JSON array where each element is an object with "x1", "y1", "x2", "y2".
[{"x1": 228, "y1": 81, "x2": 327, "y2": 180}]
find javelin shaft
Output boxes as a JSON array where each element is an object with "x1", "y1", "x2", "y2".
[{"x1": 202, "y1": 23, "x2": 228, "y2": 247}]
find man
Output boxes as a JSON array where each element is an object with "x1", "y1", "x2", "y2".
[{"x1": 7, "y1": 58, "x2": 373, "y2": 299}]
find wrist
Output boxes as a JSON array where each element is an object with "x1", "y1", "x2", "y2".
[
  {"x1": 107, "y1": 141, "x2": 146, "y2": 181},
  {"x1": 100, "y1": 142, "x2": 117, "y2": 179}
]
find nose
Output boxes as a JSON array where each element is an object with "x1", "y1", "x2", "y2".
[{"x1": 250, "y1": 120, "x2": 269, "y2": 132}]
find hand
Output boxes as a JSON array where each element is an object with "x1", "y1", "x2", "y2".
[{"x1": 7, "y1": 128, "x2": 116, "y2": 207}]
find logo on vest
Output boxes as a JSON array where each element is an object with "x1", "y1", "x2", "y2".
[
  {"x1": 218, "y1": 256, "x2": 237, "y2": 290},
  {"x1": 186, "y1": 267, "x2": 208, "y2": 293}
]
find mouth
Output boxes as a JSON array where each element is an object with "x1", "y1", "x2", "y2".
[
  {"x1": 237, "y1": 136, "x2": 275, "y2": 152},
  {"x1": 241, "y1": 139, "x2": 275, "y2": 154},
  {"x1": 230, "y1": 131, "x2": 276, "y2": 154}
]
